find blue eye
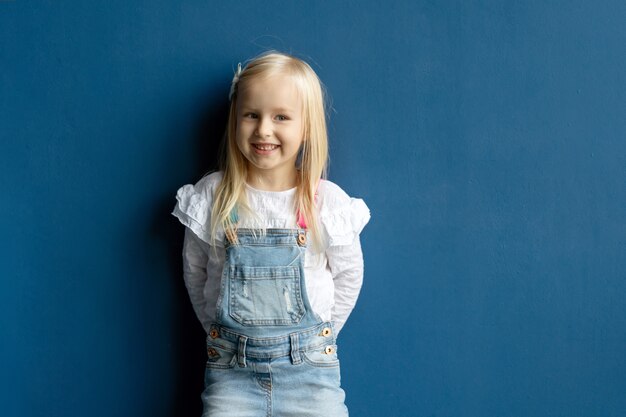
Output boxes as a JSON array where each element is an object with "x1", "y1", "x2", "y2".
[
  {"x1": 244, "y1": 113, "x2": 258, "y2": 119},
  {"x1": 276, "y1": 115, "x2": 288, "y2": 121}
]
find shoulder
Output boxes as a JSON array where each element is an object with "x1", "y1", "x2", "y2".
[
  {"x1": 317, "y1": 179, "x2": 350, "y2": 206},
  {"x1": 175, "y1": 171, "x2": 223, "y2": 207},
  {"x1": 317, "y1": 178, "x2": 367, "y2": 214},
  {"x1": 192, "y1": 170, "x2": 223, "y2": 197},
  {"x1": 171, "y1": 171, "x2": 224, "y2": 245},
  {"x1": 316, "y1": 179, "x2": 371, "y2": 247}
]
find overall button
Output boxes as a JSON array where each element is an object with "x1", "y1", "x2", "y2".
[
  {"x1": 297, "y1": 233, "x2": 307, "y2": 246},
  {"x1": 321, "y1": 327, "x2": 332, "y2": 337},
  {"x1": 209, "y1": 329, "x2": 219, "y2": 339},
  {"x1": 324, "y1": 346, "x2": 335, "y2": 355}
]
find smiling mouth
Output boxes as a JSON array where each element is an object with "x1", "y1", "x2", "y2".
[{"x1": 252, "y1": 143, "x2": 280, "y2": 151}]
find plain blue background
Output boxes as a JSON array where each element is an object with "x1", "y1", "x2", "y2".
[{"x1": 1, "y1": 1, "x2": 625, "y2": 416}]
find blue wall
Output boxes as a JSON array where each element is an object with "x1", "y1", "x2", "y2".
[{"x1": 2, "y1": 1, "x2": 625, "y2": 416}]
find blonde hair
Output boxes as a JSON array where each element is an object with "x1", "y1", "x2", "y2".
[{"x1": 209, "y1": 50, "x2": 329, "y2": 252}]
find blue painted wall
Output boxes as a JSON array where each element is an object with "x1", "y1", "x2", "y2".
[{"x1": 2, "y1": 1, "x2": 624, "y2": 416}]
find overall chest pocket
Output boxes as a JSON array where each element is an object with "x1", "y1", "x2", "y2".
[{"x1": 228, "y1": 265, "x2": 306, "y2": 326}]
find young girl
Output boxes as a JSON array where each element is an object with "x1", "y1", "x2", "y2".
[{"x1": 172, "y1": 51, "x2": 370, "y2": 417}]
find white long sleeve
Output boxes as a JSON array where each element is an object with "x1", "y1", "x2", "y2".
[
  {"x1": 326, "y1": 236, "x2": 365, "y2": 335},
  {"x1": 182, "y1": 227, "x2": 211, "y2": 329}
]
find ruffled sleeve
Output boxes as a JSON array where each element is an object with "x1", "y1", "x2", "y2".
[
  {"x1": 318, "y1": 180, "x2": 371, "y2": 248},
  {"x1": 171, "y1": 171, "x2": 223, "y2": 246}
]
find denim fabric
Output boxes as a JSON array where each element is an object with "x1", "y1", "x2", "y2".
[{"x1": 201, "y1": 228, "x2": 349, "y2": 417}]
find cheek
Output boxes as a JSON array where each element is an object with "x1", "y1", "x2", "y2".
[
  {"x1": 235, "y1": 124, "x2": 249, "y2": 143},
  {"x1": 287, "y1": 125, "x2": 305, "y2": 142},
  {"x1": 293, "y1": 123, "x2": 305, "y2": 143},
  {"x1": 234, "y1": 132, "x2": 248, "y2": 155}
]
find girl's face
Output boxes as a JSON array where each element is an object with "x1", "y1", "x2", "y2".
[{"x1": 235, "y1": 74, "x2": 304, "y2": 187}]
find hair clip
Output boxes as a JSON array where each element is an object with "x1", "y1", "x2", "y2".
[{"x1": 229, "y1": 62, "x2": 242, "y2": 101}]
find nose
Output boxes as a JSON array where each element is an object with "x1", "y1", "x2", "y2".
[{"x1": 255, "y1": 116, "x2": 272, "y2": 138}]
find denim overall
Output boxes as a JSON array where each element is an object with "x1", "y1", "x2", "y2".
[{"x1": 201, "y1": 224, "x2": 349, "y2": 417}]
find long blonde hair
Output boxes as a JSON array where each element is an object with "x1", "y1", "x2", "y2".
[{"x1": 209, "y1": 51, "x2": 329, "y2": 252}]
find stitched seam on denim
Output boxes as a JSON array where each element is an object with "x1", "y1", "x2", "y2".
[
  {"x1": 266, "y1": 367, "x2": 272, "y2": 417},
  {"x1": 230, "y1": 242, "x2": 299, "y2": 247},
  {"x1": 214, "y1": 268, "x2": 228, "y2": 323},
  {"x1": 212, "y1": 321, "x2": 334, "y2": 344},
  {"x1": 302, "y1": 353, "x2": 340, "y2": 368},
  {"x1": 254, "y1": 373, "x2": 272, "y2": 392},
  {"x1": 230, "y1": 266, "x2": 300, "y2": 278},
  {"x1": 236, "y1": 228, "x2": 305, "y2": 234},
  {"x1": 231, "y1": 318, "x2": 305, "y2": 326},
  {"x1": 287, "y1": 250, "x2": 305, "y2": 267},
  {"x1": 252, "y1": 361, "x2": 272, "y2": 393},
  {"x1": 206, "y1": 339, "x2": 332, "y2": 360},
  {"x1": 205, "y1": 354, "x2": 237, "y2": 369}
]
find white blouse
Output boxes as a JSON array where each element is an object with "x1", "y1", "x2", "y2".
[{"x1": 171, "y1": 171, "x2": 371, "y2": 336}]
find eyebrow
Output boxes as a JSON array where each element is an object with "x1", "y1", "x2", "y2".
[
  {"x1": 273, "y1": 107, "x2": 296, "y2": 113},
  {"x1": 239, "y1": 106, "x2": 296, "y2": 113}
]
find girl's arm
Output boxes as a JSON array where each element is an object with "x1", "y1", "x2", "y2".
[
  {"x1": 326, "y1": 236, "x2": 365, "y2": 335},
  {"x1": 182, "y1": 227, "x2": 211, "y2": 330}
]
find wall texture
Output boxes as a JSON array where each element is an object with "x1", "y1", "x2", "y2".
[{"x1": 1, "y1": 1, "x2": 625, "y2": 416}]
